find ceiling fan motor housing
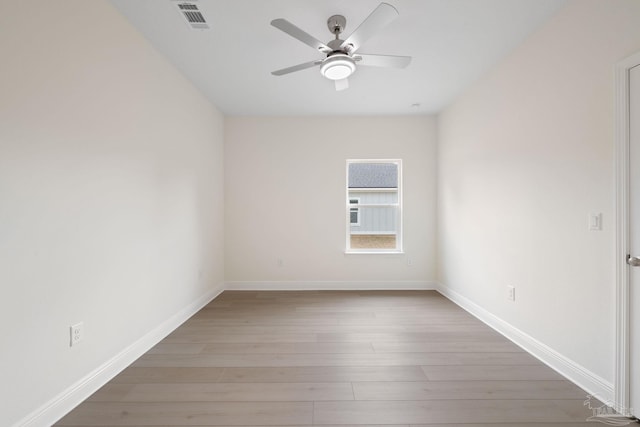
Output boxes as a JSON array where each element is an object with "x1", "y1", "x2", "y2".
[{"x1": 327, "y1": 38, "x2": 347, "y2": 51}]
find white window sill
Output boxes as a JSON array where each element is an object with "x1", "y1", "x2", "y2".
[{"x1": 345, "y1": 250, "x2": 405, "y2": 255}]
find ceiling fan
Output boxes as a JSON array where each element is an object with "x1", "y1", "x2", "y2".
[{"x1": 270, "y1": 2, "x2": 412, "y2": 91}]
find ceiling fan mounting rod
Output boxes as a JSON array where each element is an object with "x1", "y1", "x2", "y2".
[{"x1": 327, "y1": 14, "x2": 346, "y2": 36}]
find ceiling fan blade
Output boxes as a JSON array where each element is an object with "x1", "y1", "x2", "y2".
[
  {"x1": 355, "y1": 54, "x2": 411, "y2": 68},
  {"x1": 272, "y1": 60, "x2": 322, "y2": 76},
  {"x1": 271, "y1": 18, "x2": 332, "y2": 54},
  {"x1": 340, "y1": 3, "x2": 399, "y2": 53},
  {"x1": 335, "y1": 78, "x2": 349, "y2": 91}
]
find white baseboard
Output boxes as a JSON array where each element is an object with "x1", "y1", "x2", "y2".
[
  {"x1": 435, "y1": 282, "x2": 614, "y2": 403},
  {"x1": 225, "y1": 280, "x2": 437, "y2": 291},
  {"x1": 14, "y1": 284, "x2": 224, "y2": 427}
]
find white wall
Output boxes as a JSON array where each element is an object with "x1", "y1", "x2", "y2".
[
  {"x1": 225, "y1": 117, "x2": 436, "y2": 286},
  {"x1": 438, "y1": 0, "x2": 640, "y2": 394},
  {"x1": 0, "y1": 1, "x2": 224, "y2": 425}
]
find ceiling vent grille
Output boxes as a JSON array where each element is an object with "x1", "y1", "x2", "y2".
[{"x1": 174, "y1": 1, "x2": 209, "y2": 30}]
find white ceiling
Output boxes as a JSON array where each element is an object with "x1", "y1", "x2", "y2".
[{"x1": 109, "y1": 0, "x2": 565, "y2": 116}]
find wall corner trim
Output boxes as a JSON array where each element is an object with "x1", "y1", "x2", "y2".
[
  {"x1": 14, "y1": 284, "x2": 224, "y2": 427},
  {"x1": 435, "y1": 282, "x2": 614, "y2": 402},
  {"x1": 224, "y1": 280, "x2": 437, "y2": 291}
]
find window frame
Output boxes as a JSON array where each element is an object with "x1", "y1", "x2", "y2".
[{"x1": 345, "y1": 159, "x2": 403, "y2": 254}]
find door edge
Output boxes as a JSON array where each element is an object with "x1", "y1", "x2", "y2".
[{"x1": 614, "y1": 50, "x2": 640, "y2": 417}]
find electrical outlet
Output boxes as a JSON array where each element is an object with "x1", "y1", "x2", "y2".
[
  {"x1": 507, "y1": 286, "x2": 516, "y2": 302},
  {"x1": 70, "y1": 322, "x2": 84, "y2": 347}
]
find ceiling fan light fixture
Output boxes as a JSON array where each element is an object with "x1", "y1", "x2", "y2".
[{"x1": 320, "y1": 54, "x2": 356, "y2": 80}]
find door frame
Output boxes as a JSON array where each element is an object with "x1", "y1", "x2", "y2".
[{"x1": 615, "y1": 50, "x2": 640, "y2": 416}]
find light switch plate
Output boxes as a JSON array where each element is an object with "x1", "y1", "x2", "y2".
[{"x1": 589, "y1": 213, "x2": 602, "y2": 231}]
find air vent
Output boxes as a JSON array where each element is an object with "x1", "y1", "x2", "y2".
[{"x1": 174, "y1": 1, "x2": 209, "y2": 30}]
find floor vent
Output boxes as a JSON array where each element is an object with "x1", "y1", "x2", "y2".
[{"x1": 174, "y1": 1, "x2": 209, "y2": 30}]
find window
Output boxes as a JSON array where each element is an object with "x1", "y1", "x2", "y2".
[
  {"x1": 346, "y1": 160, "x2": 402, "y2": 253},
  {"x1": 349, "y1": 198, "x2": 360, "y2": 226}
]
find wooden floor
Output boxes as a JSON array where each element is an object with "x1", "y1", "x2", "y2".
[{"x1": 57, "y1": 290, "x2": 603, "y2": 426}]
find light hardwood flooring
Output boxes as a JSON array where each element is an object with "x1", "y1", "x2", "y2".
[{"x1": 56, "y1": 290, "x2": 605, "y2": 426}]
